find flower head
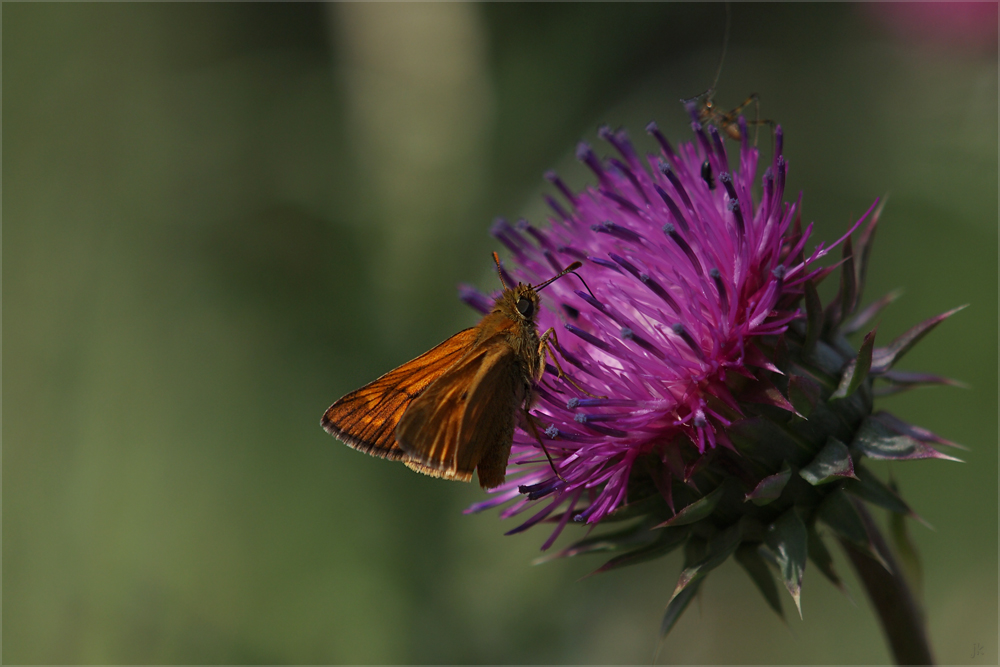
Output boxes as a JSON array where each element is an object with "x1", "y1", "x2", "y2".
[
  {"x1": 461, "y1": 105, "x2": 963, "y2": 635},
  {"x1": 466, "y1": 112, "x2": 859, "y2": 532}
]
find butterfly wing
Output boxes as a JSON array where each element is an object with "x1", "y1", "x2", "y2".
[
  {"x1": 462, "y1": 351, "x2": 526, "y2": 489},
  {"x1": 397, "y1": 336, "x2": 526, "y2": 488},
  {"x1": 322, "y1": 328, "x2": 478, "y2": 460}
]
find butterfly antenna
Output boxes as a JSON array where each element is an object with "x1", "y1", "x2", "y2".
[
  {"x1": 535, "y1": 261, "x2": 599, "y2": 302},
  {"x1": 568, "y1": 270, "x2": 597, "y2": 301},
  {"x1": 492, "y1": 251, "x2": 508, "y2": 290},
  {"x1": 535, "y1": 261, "x2": 577, "y2": 290}
]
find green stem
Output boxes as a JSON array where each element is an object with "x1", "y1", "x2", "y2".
[{"x1": 838, "y1": 500, "x2": 934, "y2": 665}]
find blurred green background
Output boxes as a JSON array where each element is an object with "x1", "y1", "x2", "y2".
[{"x1": 5, "y1": 3, "x2": 997, "y2": 663}]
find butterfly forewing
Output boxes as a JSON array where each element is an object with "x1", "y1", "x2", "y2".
[
  {"x1": 396, "y1": 336, "x2": 525, "y2": 488},
  {"x1": 322, "y1": 327, "x2": 478, "y2": 459}
]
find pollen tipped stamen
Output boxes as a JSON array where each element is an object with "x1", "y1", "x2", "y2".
[
  {"x1": 577, "y1": 421, "x2": 628, "y2": 438},
  {"x1": 661, "y1": 165, "x2": 697, "y2": 218},
  {"x1": 490, "y1": 217, "x2": 530, "y2": 256},
  {"x1": 573, "y1": 411, "x2": 632, "y2": 424},
  {"x1": 708, "y1": 124, "x2": 728, "y2": 170},
  {"x1": 654, "y1": 183, "x2": 692, "y2": 234},
  {"x1": 519, "y1": 478, "x2": 563, "y2": 501},
  {"x1": 601, "y1": 189, "x2": 644, "y2": 217},
  {"x1": 557, "y1": 245, "x2": 588, "y2": 261},
  {"x1": 694, "y1": 124, "x2": 714, "y2": 162},
  {"x1": 600, "y1": 125, "x2": 642, "y2": 172},
  {"x1": 710, "y1": 268, "x2": 730, "y2": 318},
  {"x1": 575, "y1": 289, "x2": 615, "y2": 321},
  {"x1": 607, "y1": 252, "x2": 639, "y2": 276},
  {"x1": 772, "y1": 265, "x2": 787, "y2": 289},
  {"x1": 576, "y1": 142, "x2": 610, "y2": 187},
  {"x1": 727, "y1": 198, "x2": 746, "y2": 239},
  {"x1": 621, "y1": 326, "x2": 665, "y2": 360},
  {"x1": 608, "y1": 251, "x2": 681, "y2": 314},
  {"x1": 573, "y1": 504, "x2": 600, "y2": 523},
  {"x1": 544, "y1": 170, "x2": 578, "y2": 206},
  {"x1": 671, "y1": 323, "x2": 704, "y2": 360},
  {"x1": 718, "y1": 172, "x2": 746, "y2": 240},
  {"x1": 542, "y1": 250, "x2": 564, "y2": 274},
  {"x1": 588, "y1": 256, "x2": 623, "y2": 273},
  {"x1": 685, "y1": 101, "x2": 715, "y2": 159},
  {"x1": 614, "y1": 128, "x2": 642, "y2": 165},
  {"x1": 608, "y1": 158, "x2": 651, "y2": 205},
  {"x1": 718, "y1": 170, "x2": 733, "y2": 191},
  {"x1": 640, "y1": 272, "x2": 682, "y2": 314},
  {"x1": 458, "y1": 284, "x2": 492, "y2": 315},
  {"x1": 762, "y1": 167, "x2": 775, "y2": 218},
  {"x1": 591, "y1": 220, "x2": 644, "y2": 245},
  {"x1": 570, "y1": 398, "x2": 640, "y2": 408},
  {"x1": 565, "y1": 323, "x2": 615, "y2": 355},
  {"x1": 544, "y1": 195, "x2": 570, "y2": 220},
  {"x1": 646, "y1": 120, "x2": 679, "y2": 166},
  {"x1": 776, "y1": 155, "x2": 787, "y2": 201},
  {"x1": 662, "y1": 223, "x2": 704, "y2": 277}
]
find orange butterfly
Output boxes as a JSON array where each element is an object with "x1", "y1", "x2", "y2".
[{"x1": 322, "y1": 254, "x2": 587, "y2": 489}]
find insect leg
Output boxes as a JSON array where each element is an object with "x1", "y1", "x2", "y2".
[
  {"x1": 725, "y1": 93, "x2": 776, "y2": 147},
  {"x1": 538, "y1": 327, "x2": 606, "y2": 398},
  {"x1": 720, "y1": 93, "x2": 758, "y2": 121},
  {"x1": 522, "y1": 405, "x2": 566, "y2": 483}
]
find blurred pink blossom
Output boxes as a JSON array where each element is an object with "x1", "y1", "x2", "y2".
[{"x1": 864, "y1": 2, "x2": 998, "y2": 54}]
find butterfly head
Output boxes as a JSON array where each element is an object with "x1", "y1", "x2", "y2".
[
  {"x1": 508, "y1": 283, "x2": 539, "y2": 322},
  {"x1": 490, "y1": 252, "x2": 592, "y2": 323}
]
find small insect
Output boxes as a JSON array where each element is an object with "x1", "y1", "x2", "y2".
[
  {"x1": 322, "y1": 254, "x2": 588, "y2": 489},
  {"x1": 683, "y1": 3, "x2": 775, "y2": 146},
  {"x1": 687, "y1": 90, "x2": 775, "y2": 145}
]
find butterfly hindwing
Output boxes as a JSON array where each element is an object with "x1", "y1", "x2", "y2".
[
  {"x1": 397, "y1": 336, "x2": 525, "y2": 487},
  {"x1": 321, "y1": 328, "x2": 478, "y2": 460}
]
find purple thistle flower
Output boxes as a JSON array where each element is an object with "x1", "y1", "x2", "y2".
[
  {"x1": 464, "y1": 114, "x2": 871, "y2": 543},
  {"x1": 459, "y1": 103, "x2": 962, "y2": 663}
]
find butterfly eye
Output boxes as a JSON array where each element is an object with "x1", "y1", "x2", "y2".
[{"x1": 516, "y1": 296, "x2": 534, "y2": 318}]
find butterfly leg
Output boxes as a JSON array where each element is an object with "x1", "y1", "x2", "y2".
[
  {"x1": 538, "y1": 327, "x2": 607, "y2": 399},
  {"x1": 521, "y1": 405, "x2": 567, "y2": 483}
]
